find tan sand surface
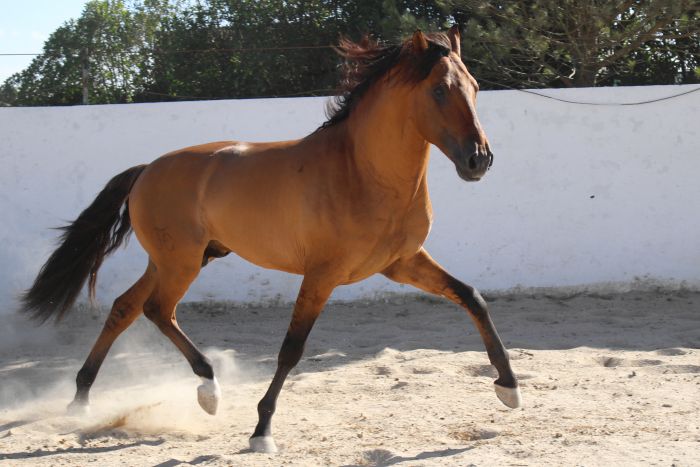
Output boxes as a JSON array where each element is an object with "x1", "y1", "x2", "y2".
[{"x1": 0, "y1": 290, "x2": 698, "y2": 466}]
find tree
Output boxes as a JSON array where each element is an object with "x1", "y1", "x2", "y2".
[
  {"x1": 442, "y1": 0, "x2": 700, "y2": 88},
  {"x1": 1, "y1": 0, "x2": 447, "y2": 105},
  {"x1": 607, "y1": 7, "x2": 700, "y2": 86},
  {"x1": 139, "y1": 0, "x2": 449, "y2": 101},
  {"x1": 0, "y1": 0, "x2": 181, "y2": 106}
]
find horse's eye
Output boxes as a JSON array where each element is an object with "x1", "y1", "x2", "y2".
[{"x1": 433, "y1": 85, "x2": 446, "y2": 103}]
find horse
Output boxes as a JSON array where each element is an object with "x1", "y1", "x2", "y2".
[{"x1": 21, "y1": 27, "x2": 520, "y2": 454}]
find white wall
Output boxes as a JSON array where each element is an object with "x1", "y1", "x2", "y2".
[{"x1": 1, "y1": 85, "x2": 698, "y2": 311}]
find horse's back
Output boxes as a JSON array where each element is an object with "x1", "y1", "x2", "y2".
[{"x1": 128, "y1": 140, "x2": 307, "y2": 273}]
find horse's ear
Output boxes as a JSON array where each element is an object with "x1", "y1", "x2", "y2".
[
  {"x1": 448, "y1": 24, "x2": 461, "y2": 57},
  {"x1": 412, "y1": 30, "x2": 429, "y2": 54}
]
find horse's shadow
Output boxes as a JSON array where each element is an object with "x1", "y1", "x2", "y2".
[
  {"x1": 340, "y1": 447, "x2": 473, "y2": 467},
  {"x1": 151, "y1": 454, "x2": 220, "y2": 467},
  {"x1": 0, "y1": 439, "x2": 165, "y2": 461}
]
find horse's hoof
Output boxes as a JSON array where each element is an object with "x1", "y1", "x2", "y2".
[
  {"x1": 197, "y1": 376, "x2": 221, "y2": 415},
  {"x1": 66, "y1": 399, "x2": 90, "y2": 416},
  {"x1": 250, "y1": 436, "x2": 278, "y2": 454},
  {"x1": 494, "y1": 383, "x2": 522, "y2": 409}
]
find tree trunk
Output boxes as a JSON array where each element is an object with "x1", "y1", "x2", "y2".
[{"x1": 573, "y1": 63, "x2": 598, "y2": 87}]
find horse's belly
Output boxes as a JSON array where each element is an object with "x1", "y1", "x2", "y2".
[
  {"x1": 217, "y1": 229, "x2": 304, "y2": 275},
  {"x1": 205, "y1": 199, "x2": 305, "y2": 275},
  {"x1": 200, "y1": 151, "x2": 310, "y2": 274}
]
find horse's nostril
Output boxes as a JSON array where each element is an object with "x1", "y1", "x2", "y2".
[{"x1": 468, "y1": 155, "x2": 478, "y2": 170}]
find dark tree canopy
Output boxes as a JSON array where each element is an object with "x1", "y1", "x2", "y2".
[
  {"x1": 446, "y1": 0, "x2": 700, "y2": 89},
  {"x1": 1, "y1": 0, "x2": 697, "y2": 106}
]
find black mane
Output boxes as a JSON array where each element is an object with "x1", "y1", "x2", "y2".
[{"x1": 317, "y1": 32, "x2": 452, "y2": 131}]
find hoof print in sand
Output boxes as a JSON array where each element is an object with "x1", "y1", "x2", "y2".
[
  {"x1": 463, "y1": 364, "x2": 498, "y2": 378},
  {"x1": 449, "y1": 428, "x2": 499, "y2": 442},
  {"x1": 596, "y1": 357, "x2": 663, "y2": 368},
  {"x1": 654, "y1": 348, "x2": 688, "y2": 356}
]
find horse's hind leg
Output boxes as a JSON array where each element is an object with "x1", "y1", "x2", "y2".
[
  {"x1": 143, "y1": 259, "x2": 221, "y2": 415},
  {"x1": 68, "y1": 262, "x2": 157, "y2": 414}
]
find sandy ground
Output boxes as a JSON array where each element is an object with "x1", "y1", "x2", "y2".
[{"x1": 0, "y1": 290, "x2": 698, "y2": 466}]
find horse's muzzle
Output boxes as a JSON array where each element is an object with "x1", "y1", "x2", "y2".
[{"x1": 455, "y1": 144, "x2": 493, "y2": 182}]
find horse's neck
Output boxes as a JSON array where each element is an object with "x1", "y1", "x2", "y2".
[{"x1": 344, "y1": 86, "x2": 430, "y2": 202}]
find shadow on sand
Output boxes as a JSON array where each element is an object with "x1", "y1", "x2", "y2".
[
  {"x1": 0, "y1": 438, "x2": 165, "y2": 461},
  {"x1": 340, "y1": 447, "x2": 473, "y2": 467}
]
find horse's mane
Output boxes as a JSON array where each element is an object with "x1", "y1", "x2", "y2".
[{"x1": 317, "y1": 32, "x2": 452, "y2": 131}]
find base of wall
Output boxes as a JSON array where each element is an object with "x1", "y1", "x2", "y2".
[{"x1": 64, "y1": 277, "x2": 699, "y2": 311}]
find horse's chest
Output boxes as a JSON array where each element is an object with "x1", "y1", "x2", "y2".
[
  {"x1": 388, "y1": 210, "x2": 432, "y2": 256},
  {"x1": 344, "y1": 202, "x2": 432, "y2": 281}
]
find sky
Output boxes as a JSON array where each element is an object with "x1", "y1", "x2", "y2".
[{"x1": 0, "y1": 0, "x2": 89, "y2": 82}]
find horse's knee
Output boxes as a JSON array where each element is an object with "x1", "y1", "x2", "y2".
[
  {"x1": 466, "y1": 286, "x2": 488, "y2": 312},
  {"x1": 447, "y1": 278, "x2": 488, "y2": 315},
  {"x1": 278, "y1": 334, "x2": 305, "y2": 369}
]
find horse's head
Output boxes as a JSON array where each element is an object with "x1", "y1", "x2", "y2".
[{"x1": 408, "y1": 27, "x2": 493, "y2": 182}]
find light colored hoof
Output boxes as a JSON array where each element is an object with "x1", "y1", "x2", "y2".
[
  {"x1": 197, "y1": 377, "x2": 221, "y2": 415},
  {"x1": 67, "y1": 399, "x2": 90, "y2": 416},
  {"x1": 250, "y1": 436, "x2": 278, "y2": 454},
  {"x1": 494, "y1": 383, "x2": 522, "y2": 409}
]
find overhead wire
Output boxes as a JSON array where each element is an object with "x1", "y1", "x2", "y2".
[
  {"x1": 133, "y1": 83, "x2": 700, "y2": 106},
  {"x1": 475, "y1": 77, "x2": 700, "y2": 106},
  {"x1": 0, "y1": 44, "x2": 337, "y2": 56},
  {"x1": 514, "y1": 85, "x2": 700, "y2": 105}
]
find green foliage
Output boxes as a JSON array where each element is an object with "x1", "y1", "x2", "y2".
[
  {"x1": 443, "y1": 0, "x2": 700, "y2": 88},
  {"x1": 0, "y1": 0, "x2": 181, "y2": 105},
  {"x1": 0, "y1": 0, "x2": 698, "y2": 106},
  {"x1": 139, "y1": 0, "x2": 449, "y2": 101}
]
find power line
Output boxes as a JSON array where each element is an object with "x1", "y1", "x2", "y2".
[
  {"x1": 0, "y1": 45, "x2": 336, "y2": 57},
  {"x1": 477, "y1": 77, "x2": 700, "y2": 106},
  {"x1": 154, "y1": 45, "x2": 334, "y2": 54},
  {"x1": 3, "y1": 86, "x2": 698, "y2": 106},
  {"x1": 142, "y1": 88, "x2": 335, "y2": 100},
  {"x1": 516, "y1": 85, "x2": 700, "y2": 106}
]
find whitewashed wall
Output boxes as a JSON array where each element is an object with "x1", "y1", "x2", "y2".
[{"x1": 1, "y1": 85, "x2": 698, "y2": 311}]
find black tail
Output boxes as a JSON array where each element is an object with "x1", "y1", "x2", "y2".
[{"x1": 21, "y1": 165, "x2": 147, "y2": 323}]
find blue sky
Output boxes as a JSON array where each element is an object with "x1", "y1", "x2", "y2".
[{"x1": 0, "y1": 0, "x2": 89, "y2": 82}]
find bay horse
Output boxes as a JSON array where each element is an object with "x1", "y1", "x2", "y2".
[{"x1": 21, "y1": 27, "x2": 520, "y2": 453}]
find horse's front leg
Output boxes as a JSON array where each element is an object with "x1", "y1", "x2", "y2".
[
  {"x1": 249, "y1": 274, "x2": 336, "y2": 453},
  {"x1": 383, "y1": 248, "x2": 521, "y2": 408}
]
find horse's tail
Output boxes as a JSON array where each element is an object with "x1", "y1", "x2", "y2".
[{"x1": 21, "y1": 164, "x2": 148, "y2": 323}]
